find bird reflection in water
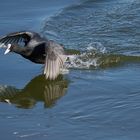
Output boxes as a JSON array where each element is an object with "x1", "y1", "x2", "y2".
[{"x1": 0, "y1": 75, "x2": 69, "y2": 109}]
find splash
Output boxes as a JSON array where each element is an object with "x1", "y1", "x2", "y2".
[
  {"x1": 65, "y1": 42, "x2": 140, "y2": 69},
  {"x1": 65, "y1": 42, "x2": 107, "y2": 69}
]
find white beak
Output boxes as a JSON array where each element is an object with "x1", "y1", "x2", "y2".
[{"x1": 4, "y1": 44, "x2": 12, "y2": 55}]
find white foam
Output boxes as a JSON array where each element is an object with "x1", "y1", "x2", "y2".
[
  {"x1": 65, "y1": 42, "x2": 106, "y2": 69},
  {"x1": 87, "y1": 42, "x2": 106, "y2": 54}
]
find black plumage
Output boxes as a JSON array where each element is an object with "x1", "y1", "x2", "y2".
[{"x1": 0, "y1": 31, "x2": 67, "y2": 80}]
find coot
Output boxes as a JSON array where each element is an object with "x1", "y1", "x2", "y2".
[{"x1": 0, "y1": 31, "x2": 67, "y2": 80}]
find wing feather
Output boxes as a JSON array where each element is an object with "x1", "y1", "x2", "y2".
[
  {"x1": 44, "y1": 41, "x2": 67, "y2": 80},
  {"x1": 44, "y1": 54, "x2": 66, "y2": 80},
  {"x1": 0, "y1": 31, "x2": 36, "y2": 47}
]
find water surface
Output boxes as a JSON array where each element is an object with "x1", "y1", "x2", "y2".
[{"x1": 0, "y1": 0, "x2": 140, "y2": 139}]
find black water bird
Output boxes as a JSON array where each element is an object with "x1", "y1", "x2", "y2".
[{"x1": 0, "y1": 31, "x2": 67, "y2": 80}]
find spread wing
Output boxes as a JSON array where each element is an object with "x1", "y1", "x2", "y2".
[
  {"x1": 44, "y1": 41, "x2": 67, "y2": 80},
  {"x1": 0, "y1": 31, "x2": 37, "y2": 48}
]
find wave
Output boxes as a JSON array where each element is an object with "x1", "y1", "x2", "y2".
[
  {"x1": 65, "y1": 42, "x2": 140, "y2": 69},
  {"x1": 41, "y1": 0, "x2": 140, "y2": 70},
  {"x1": 42, "y1": 0, "x2": 140, "y2": 50}
]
